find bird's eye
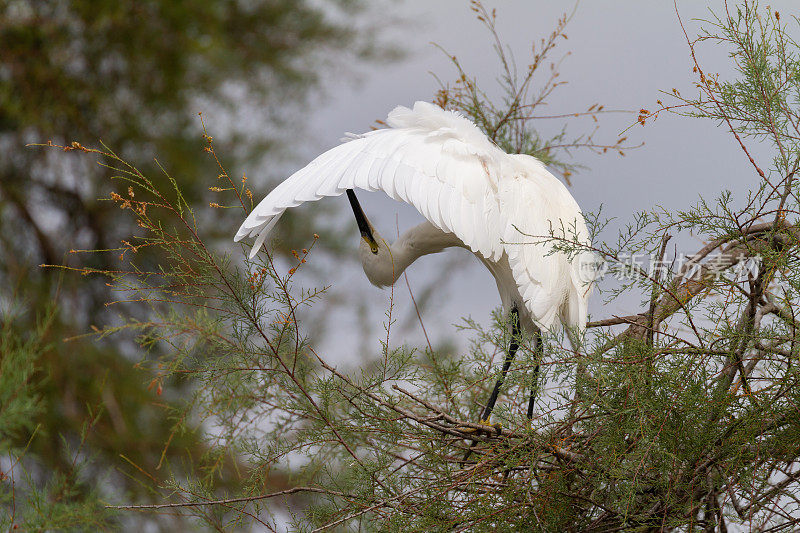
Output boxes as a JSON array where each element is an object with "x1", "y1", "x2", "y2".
[{"x1": 370, "y1": 243, "x2": 379, "y2": 254}]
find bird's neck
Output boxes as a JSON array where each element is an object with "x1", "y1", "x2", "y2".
[{"x1": 361, "y1": 221, "x2": 463, "y2": 287}]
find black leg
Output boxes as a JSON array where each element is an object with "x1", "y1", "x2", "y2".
[
  {"x1": 526, "y1": 327, "x2": 542, "y2": 420},
  {"x1": 462, "y1": 308, "x2": 521, "y2": 464},
  {"x1": 480, "y1": 307, "x2": 521, "y2": 423}
]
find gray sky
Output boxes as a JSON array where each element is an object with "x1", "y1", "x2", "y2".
[{"x1": 265, "y1": 1, "x2": 793, "y2": 364}]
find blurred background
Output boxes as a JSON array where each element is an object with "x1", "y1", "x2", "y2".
[{"x1": 1, "y1": 0, "x2": 794, "y2": 528}]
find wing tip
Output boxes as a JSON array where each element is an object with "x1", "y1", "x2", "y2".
[{"x1": 248, "y1": 241, "x2": 262, "y2": 260}]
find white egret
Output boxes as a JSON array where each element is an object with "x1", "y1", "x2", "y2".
[{"x1": 235, "y1": 101, "x2": 592, "y2": 423}]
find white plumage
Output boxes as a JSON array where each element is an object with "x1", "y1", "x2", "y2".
[{"x1": 235, "y1": 101, "x2": 593, "y2": 334}]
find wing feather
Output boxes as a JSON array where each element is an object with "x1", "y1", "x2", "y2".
[
  {"x1": 236, "y1": 102, "x2": 503, "y2": 259},
  {"x1": 496, "y1": 154, "x2": 592, "y2": 329},
  {"x1": 235, "y1": 102, "x2": 591, "y2": 329}
]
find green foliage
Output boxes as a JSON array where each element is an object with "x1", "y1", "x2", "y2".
[
  {"x1": 0, "y1": 305, "x2": 111, "y2": 531},
  {"x1": 0, "y1": 0, "x2": 383, "y2": 529},
  {"x1": 9, "y1": 0, "x2": 800, "y2": 531},
  {"x1": 0, "y1": 304, "x2": 50, "y2": 451}
]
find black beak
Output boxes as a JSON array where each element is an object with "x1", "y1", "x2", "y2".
[{"x1": 346, "y1": 189, "x2": 378, "y2": 253}]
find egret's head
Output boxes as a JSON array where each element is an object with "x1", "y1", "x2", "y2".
[
  {"x1": 358, "y1": 232, "x2": 399, "y2": 287},
  {"x1": 347, "y1": 189, "x2": 397, "y2": 287}
]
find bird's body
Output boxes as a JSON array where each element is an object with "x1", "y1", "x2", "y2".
[{"x1": 236, "y1": 101, "x2": 593, "y2": 337}]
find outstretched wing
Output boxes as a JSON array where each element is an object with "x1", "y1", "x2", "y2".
[
  {"x1": 236, "y1": 101, "x2": 591, "y2": 329},
  {"x1": 235, "y1": 101, "x2": 506, "y2": 261}
]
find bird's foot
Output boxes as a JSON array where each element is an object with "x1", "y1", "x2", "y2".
[
  {"x1": 459, "y1": 418, "x2": 501, "y2": 435},
  {"x1": 481, "y1": 418, "x2": 503, "y2": 436}
]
